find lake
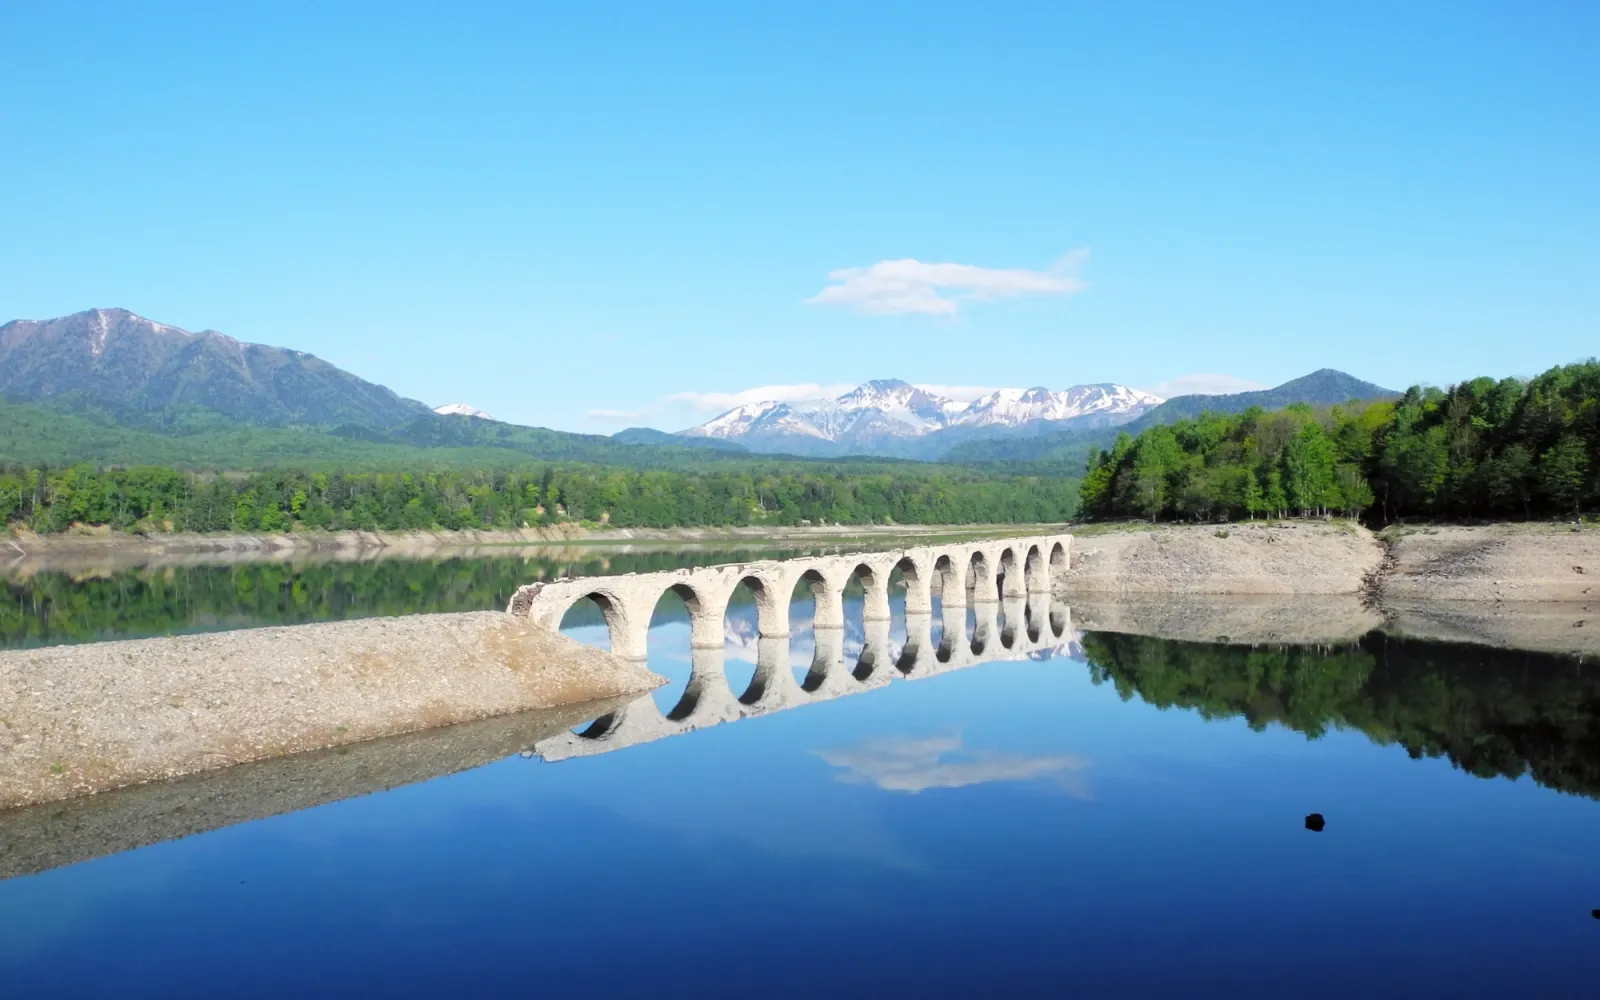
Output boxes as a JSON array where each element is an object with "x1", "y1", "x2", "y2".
[{"x1": 2, "y1": 547, "x2": 1598, "y2": 997}]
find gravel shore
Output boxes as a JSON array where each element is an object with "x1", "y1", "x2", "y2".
[{"x1": 0, "y1": 612, "x2": 662, "y2": 811}]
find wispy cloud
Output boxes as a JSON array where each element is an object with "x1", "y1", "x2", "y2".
[
  {"x1": 1143, "y1": 373, "x2": 1269, "y2": 399},
  {"x1": 807, "y1": 250, "x2": 1089, "y2": 317},
  {"x1": 666, "y1": 382, "x2": 856, "y2": 413},
  {"x1": 815, "y1": 733, "x2": 1090, "y2": 795}
]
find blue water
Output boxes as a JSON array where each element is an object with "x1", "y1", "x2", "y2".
[{"x1": 2, "y1": 591, "x2": 1599, "y2": 997}]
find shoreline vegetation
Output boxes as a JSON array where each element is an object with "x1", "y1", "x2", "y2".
[
  {"x1": 0, "y1": 464, "x2": 1080, "y2": 538},
  {"x1": 1078, "y1": 360, "x2": 1598, "y2": 524}
]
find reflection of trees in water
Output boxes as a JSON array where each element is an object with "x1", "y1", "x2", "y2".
[
  {"x1": 1, "y1": 548, "x2": 811, "y2": 649},
  {"x1": 1082, "y1": 631, "x2": 1600, "y2": 800}
]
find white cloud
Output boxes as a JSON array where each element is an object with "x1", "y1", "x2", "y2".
[
  {"x1": 1142, "y1": 373, "x2": 1270, "y2": 399},
  {"x1": 807, "y1": 250, "x2": 1090, "y2": 316},
  {"x1": 665, "y1": 382, "x2": 855, "y2": 413},
  {"x1": 586, "y1": 408, "x2": 647, "y2": 422},
  {"x1": 814, "y1": 733, "x2": 1090, "y2": 795}
]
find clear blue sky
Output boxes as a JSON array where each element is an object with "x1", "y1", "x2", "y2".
[{"x1": 2, "y1": 1, "x2": 1595, "y2": 432}]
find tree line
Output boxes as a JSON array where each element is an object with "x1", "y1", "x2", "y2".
[
  {"x1": 0, "y1": 463, "x2": 1078, "y2": 535},
  {"x1": 1078, "y1": 360, "x2": 1598, "y2": 523}
]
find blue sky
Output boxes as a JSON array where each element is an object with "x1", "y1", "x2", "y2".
[{"x1": 2, "y1": 1, "x2": 1595, "y2": 432}]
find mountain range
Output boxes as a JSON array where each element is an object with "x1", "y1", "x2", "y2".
[
  {"x1": 677, "y1": 379, "x2": 1165, "y2": 459},
  {"x1": 0, "y1": 308, "x2": 1399, "y2": 473},
  {"x1": 943, "y1": 369, "x2": 1400, "y2": 467}
]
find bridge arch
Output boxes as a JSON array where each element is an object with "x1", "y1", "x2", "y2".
[
  {"x1": 1024, "y1": 545, "x2": 1048, "y2": 594},
  {"x1": 555, "y1": 589, "x2": 637, "y2": 657},
  {"x1": 998, "y1": 547, "x2": 1025, "y2": 599},
  {"x1": 1050, "y1": 540, "x2": 1069, "y2": 579},
  {"x1": 932, "y1": 553, "x2": 962, "y2": 608},
  {"x1": 967, "y1": 550, "x2": 994, "y2": 603}
]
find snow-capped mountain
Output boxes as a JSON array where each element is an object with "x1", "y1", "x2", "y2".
[
  {"x1": 683, "y1": 379, "x2": 1162, "y2": 459},
  {"x1": 433, "y1": 402, "x2": 495, "y2": 420}
]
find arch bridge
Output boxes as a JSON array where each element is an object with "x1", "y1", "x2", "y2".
[
  {"x1": 507, "y1": 532, "x2": 1071, "y2": 660},
  {"x1": 506, "y1": 532, "x2": 1073, "y2": 762}
]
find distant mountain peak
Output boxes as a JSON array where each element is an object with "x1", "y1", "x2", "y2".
[
  {"x1": 682, "y1": 378, "x2": 1164, "y2": 458},
  {"x1": 434, "y1": 403, "x2": 495, "y2": 420},
  {"x1": 0, "y1": 308, "x2": 432, "y2": 429}
]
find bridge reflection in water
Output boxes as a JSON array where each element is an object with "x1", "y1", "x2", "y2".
[{"x1": 539, "y1": 593, "x2": 1074, "y2": 762}]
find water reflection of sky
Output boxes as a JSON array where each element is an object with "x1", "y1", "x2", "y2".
[{"x1": 2, "y1": 596, "x2": 1599, "y2": 997}]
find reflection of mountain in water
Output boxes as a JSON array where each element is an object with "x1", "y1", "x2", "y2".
[{"x1": 1083, "y1": 631, "x2": 1600, "y2": 800}]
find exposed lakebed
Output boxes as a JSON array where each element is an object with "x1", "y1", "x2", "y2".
[{"x1": 2, "y1": 547, "x2": 1598, "y2": 997}]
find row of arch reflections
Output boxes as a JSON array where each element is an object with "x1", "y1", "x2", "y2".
[{"x1": 552, "y1": 541, "x2": 1070, "y2": 720}]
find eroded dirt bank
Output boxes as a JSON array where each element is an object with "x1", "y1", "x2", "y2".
[
  {"x1": 1383, "y1": 524, "x2": 1600, "y2": 603},
  {"x1": 0, "y1": 613, "x2": 662, "y2": 811},
  {"x1": 1064, "y1": 521, "x2": 1596, "y2": 603},
  {"x1": 1065, "y1": 522, "x2": 1382, "y2": 595}
]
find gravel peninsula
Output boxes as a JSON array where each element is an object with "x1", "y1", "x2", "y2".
[{"x1": 0, "y1": 612, "x2": 662, "y2": 811}]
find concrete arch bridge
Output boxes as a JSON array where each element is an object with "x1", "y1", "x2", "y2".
[
  {"x1": 505, "y1": 533, "x2": 1073, "y2": 762},
  {"x1": 507, "y1": 533, "x2": 1071, "y2": 660}
]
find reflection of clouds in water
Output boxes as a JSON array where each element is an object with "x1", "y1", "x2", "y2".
[{"x1": 815, "y1": 734, "x2": 1090, "y2": 796}]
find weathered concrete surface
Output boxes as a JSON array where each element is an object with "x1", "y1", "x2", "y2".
[
  {"x1": 1071, "y1": 595, "x2": 1385, "y2": 646},
  {"x1": 509, "y1": 533, "x2": 1072, "y2": 659},
  {"x1": 1382, "y1": 524, "x2": 1599, "y2": 603},
  {"x1": 1065, "y1": 522, "x2": 1382, "y2": 595},
  {"x1": 0, "y1": 695, "x2": 634, "y2": 881},
  {"x1": 0, "y1": 612, "x2": 662, "y2": 811}
]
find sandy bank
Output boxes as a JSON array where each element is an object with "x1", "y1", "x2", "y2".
[
  {"x1": 0, "y1": 613, "x2": 662, "y2": 811},
  {"x1": 1383, "y1": 524, "x2": 1599, "y2": 603},
  {"x1": 1065, "y1": 521, "x2": 1381, "y2": 595},
  {"x1": 1064, "y1": 521, "x2": 1597, "y2": 604}
]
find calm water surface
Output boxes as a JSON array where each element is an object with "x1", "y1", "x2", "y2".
[{"x1": 2, "y1": 550, "x2": 1598, "y2": 997}]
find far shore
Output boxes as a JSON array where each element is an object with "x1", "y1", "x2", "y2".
[{"x1": 4, "y1": 521, "x2": 1065, "y2": 574}]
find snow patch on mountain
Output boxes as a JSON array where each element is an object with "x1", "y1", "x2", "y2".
[
  {"x1": 683, "y1": 378, "x2": 1162, "y2": 455},
  {"x1": 434, "y1": 402, "x2": 495, "y2": 420}
]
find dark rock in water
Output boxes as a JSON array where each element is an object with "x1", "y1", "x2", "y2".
[
  {"x1": 1304, "y1": 813, "x2": 1326, "y2": 832},
  {"x1": 1592, "y1": 909, "x2": 1600, "y2": 920}
]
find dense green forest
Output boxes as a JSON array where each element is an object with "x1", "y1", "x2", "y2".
[
  {"x1": 1082, "y1": 631, "x2": 1600, "y2": 800},
  {"x1": 0, "y1": 462, "x2": 1077, "y2": 534},
  {"x1": 1079, "y1": 361, "x2": 1599, "y2": 523}
]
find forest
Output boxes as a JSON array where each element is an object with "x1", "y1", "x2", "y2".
[
  {"x1": 0, "y1": 462, "x2": 1077, "y2": 534},
  {"x1": 1082, "y1": 631, "x2": 1600, "y2": 801},
  {"x1": 1078, "y1": 360, "x2": 1599, "y2": 523}
]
